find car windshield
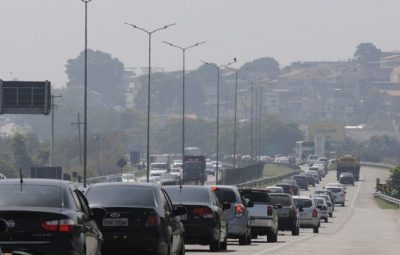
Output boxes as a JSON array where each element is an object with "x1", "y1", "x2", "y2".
[
  {"x1": 86, "y1": 185, "x2": 156, "y2": 207},
  {"x1": 213, "y1": 188, "x2": 237, "y2": 204},
  {"x1": 326, "y1": 187, "x2": 342, "y2": 193},
  {"x1": 164, "y1": 187, "x2": 211, "y2": 204},
  {"x1": 314, "y1": 198, "x2": 324, "y2": 206},
  {"x1": 240, "y1": 190, "x2": 271, "y2": 203},
  {"x1": 270, "y1": 194, "x2": 292, "y2": 207},
  {"x1": 293, "y1": 198, "x2": 312, "y2": 208},
  {"x1": 0, "y1": 184, "x2": 62, "y2": 208}
]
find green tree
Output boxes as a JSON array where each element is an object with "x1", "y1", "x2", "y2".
[
  {"x1": 354, "y1": 43, "x2": 382, "y2": 64},
  {"x1": 387, "y1": 166, "x2": 400, "y2": 198},
  {"x1": 65, "y1": 49, "x2": 127, "y2": 106},
  {"x1": 12, "y1": 133, "x2": 33, "y2": 176},
  {"x1": 241, "y1": 57, "x2": 280, "y2": 79}
]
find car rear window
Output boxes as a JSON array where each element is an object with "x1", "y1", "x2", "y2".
[
  {"x1": 240, "y1": 190, "x2": 271, "y2": 203},
  {"x1": 326, "y1": 187, "x2": 341, "y2": 193},
  {"x1": 0, "y1": 184, "x2": 62, "y2": 208},
  {"x1": 293, "y1": 198, "x2": 312, "y2": 208},
  {"x1": 213, "y1": 188, "x2": 237, "y2": 204},
  {"x1": 269, "y1": 194, "x2": 292, "y2": 207},
  {"x1": 164, "y1": 187, "x2": 211, "y2": 204},
  {"x1": 86, "y1": 185, "x2": 155, "y2": 207}
]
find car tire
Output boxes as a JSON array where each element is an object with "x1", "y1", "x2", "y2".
[
  {"x1": 292, "y1": 226, "x2": 300, "y2": 236},
  {"x1": 313, "y1": 227, "x2": 319, "y2": 234},
  {"x1": 246, "y1": 233, "x2": 252, "y2": 245},
  {"x1": 210, "y1": 239, "x2": 221, "y2": 252},
  {"x1": 325, "y1": 218, "x2": 328, "y2": 223},
  {"x1": 341, "y1": 202, "x2": 345, "y2": 207},
  {"x1": 239, "y1": 234, "x2": 247, "y2": 245},
  {"x1": 267, "y1": 230, "x2": 278, "y2": 243},
  {"x1": 329, "y1": 212, "x2": 333, "y2": 217},
  {"x1": 179, "y1": 238, "x2": 185, "y2": 255}
]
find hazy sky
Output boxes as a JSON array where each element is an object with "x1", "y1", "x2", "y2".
[{"x1": 1, "y1": 0, "x2": 400, "y2": 87}]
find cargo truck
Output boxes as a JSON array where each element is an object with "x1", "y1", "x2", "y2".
[
  {"x1": 182, "y1": 155, "x2": 206, "y2": 185},
  {"x1": 336, "y1": 155, "x2": 360, "y2": 181}
]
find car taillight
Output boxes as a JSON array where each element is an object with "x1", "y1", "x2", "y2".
[
  {"x1": 312, "y1": 208, "x2": 319, "y2": 218},
  {"x1": 192, "y1": 207, "x2": 214, "y2": 218},
  {"x1": 267, "y1": 205, "x2": 273, "y2": 216},
  {"x1": 235, "y1": 204, "x2": 245, "y2": 217},
  {"x1": 145, "y1": 214, "x2": 160, "y2": 226},
  {"x1": 41, "y1": 219, "x2": 75, "y2": 233}
]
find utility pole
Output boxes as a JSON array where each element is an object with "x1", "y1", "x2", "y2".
[
  {"x1": 50, "y1": 95, "x2": 62, "y2": 167},
  {"x1": 71, "y1": 113, "x2": 84, "y2": 166},
  {"x1": 90, "y1": 134, "x2": 104, "y2": 174}
]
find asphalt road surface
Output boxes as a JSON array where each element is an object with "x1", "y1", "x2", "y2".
[{"x1": 187, "y1": 166, "x2": 400, "y2": 255}]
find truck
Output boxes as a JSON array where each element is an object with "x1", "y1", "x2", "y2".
[
  {"x1": 336, "y1": 155, "x2": 360, "y2": 181},
  {"x1": 182, "y1": 155, "x2": 206, "y2": 185}
]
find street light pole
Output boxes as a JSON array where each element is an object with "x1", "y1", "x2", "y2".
[
  {"x1": 50, "y1": 95, "x2": 62, "y2": 167},
  {"x1": 201, "y1": 58, "x2": 236, "y2": 183},
  {"x1": 81, "y1": 0, "x2": 92, "y2": 188},
  {"x1": 125, "y1": 22, "x2": 176, "y2": 183},
  {"x1": 163, "y1": 41, "x2": 206, "y2": 164},
  {"x1": 258, "y1": 86, "x2": 264, "y2": 161}
]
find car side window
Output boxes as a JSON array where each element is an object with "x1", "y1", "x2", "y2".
[
  {"x1": 210, "y1": 191, "x2": 221, "y2": 207},
  {"x1": 162, "y1": 189, "x2": 175, "y2": 212},
  {"x1": 69, "y1": 185, "x2": 82, "y2": 210},
  {"x1": 159, "y1": 189, "x2": 172, "y2": 212},
  {"x1": 75, "y1": 189, "x2": 90, "y2": 217}
]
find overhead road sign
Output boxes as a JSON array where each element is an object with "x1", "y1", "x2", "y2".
[{"x1": 0, "y1": 80, "x2": 51, "y2": 115}]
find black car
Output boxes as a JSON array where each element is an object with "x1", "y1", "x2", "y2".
[
  {"x1": 0, "y1": 179, "x2": 102, "y2": 255},
  {"x1": 269, "y1": 193, "x2": 300, "y2": 236},
  {"x1": 292, "y1": 175, "x2": 309, "y2": 190},
  {"x1": 339, "y1": 173, "x2": 355, "y2": 186},
  {"x1": 85, "y1": 183, "x2": 185, "y2": 255},
  {"x1": 275, "y1": 183, "x2": 294, "y2": 195},
  {"x1": 164, "y1": 185, "x2": 229, "y2": 252}
]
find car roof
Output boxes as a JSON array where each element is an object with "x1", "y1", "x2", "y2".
[
  {"x1": 0, "y1": 178, "x2": 70, "y2": 187},
  {"x1": 269, "y1": 193, "x2": 291, "y2": 197},
  {"x1": 89, "y1": 182, "x2": 158, "y2": 188}
]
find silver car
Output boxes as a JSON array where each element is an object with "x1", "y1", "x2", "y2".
[
  {"x1": 313, "y1": 197, "x2": 329, "y2": 223},
  {"x1": 211, "y1": 186, "x2": 252, "y2": 245},
  {"x1": 313, "y1": 194, "x2": 334, "y2": 217},
  {"x1": 293, "y1": 196, "x2": 320, "y2": 233}
]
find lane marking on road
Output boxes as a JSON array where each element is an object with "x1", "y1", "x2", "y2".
[{"x1": 250, "y1": 172, "x2": 363, "y2": 255}]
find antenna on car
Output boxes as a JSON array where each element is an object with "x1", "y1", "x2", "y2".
[
  {"x1": 179, "y1": 178, "x2": 183, "y2": 205},
  {"x1": 19, "y1": 168, "x2": 23, "y2": 192}
]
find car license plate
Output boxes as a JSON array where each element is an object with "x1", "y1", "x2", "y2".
[
  {"x1": 103, "y1": 218, "x2": 128, "y2": 226},
  {"x1": 177, "y1": 214, "x2": 187, "y2": 221}
]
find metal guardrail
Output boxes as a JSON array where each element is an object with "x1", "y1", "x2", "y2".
[
  {"x1": 236, "y1": 170, "x2": 301, "y2": 189},
  {"x1": 374, "y1": 192, "x2": 400, "y2": 208},
  {"x1": 361, "y1": 162, "x2": 395, "y2": 169}
]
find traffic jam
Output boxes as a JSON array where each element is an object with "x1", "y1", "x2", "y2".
[{"x1": 0, "y1": 156, "x2": 357, "y2": 255}]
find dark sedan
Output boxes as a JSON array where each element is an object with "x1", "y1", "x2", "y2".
[
  {"x1": 279, "y1": 180, "x2": 300, "y2": 195},
  {"x1": 85, "y1": 183, "x2": 185, "y2": 255},
  {"x1": 164, "y1": 185, "x2": 229, "y2": 252},
  {"x1": 269, "y1": 193, "x2": 300, "y2": 236},
  {"x1": 275, "y1": 183, "x2": 294, "y2": 195},
  {"x1": 0, "y1": 179, "x2": 102, "y2": 255}
]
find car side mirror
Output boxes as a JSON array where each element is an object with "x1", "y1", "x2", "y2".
[
  {"x1": 246, "y1": 201, "x2": 254, "y2": 208},
  {"x1": 173, "y1": 206, "x2": 187, "y2": 216},
  {"x1": 274, "y1": 204, "x2": 282, "y2": 209},
  {"x1": 222, "y1": 202, "x2": 231, "y2": 210}
]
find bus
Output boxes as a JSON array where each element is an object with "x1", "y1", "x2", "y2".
[{"x1": 295, "y1": 141, "x2": 315, "y2": 164}]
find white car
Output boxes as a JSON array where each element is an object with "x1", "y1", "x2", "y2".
[
  {"x1": 121, "y1": 173, "x2": 136, "y2": 183},
  {"x1": 313, "y1": 194, "x2": 334, "y2": 217},
  {"x1": 150, "y1": 162, "x2": 168, "y2": 176},
  {"x1": 170, "y1": 167, "x2": 183, "y2": 179},
  {"x1": 0, "y1": 173, "x2": 6, "y2": 179},
  {"x1": 313, "y1": 197, "x2": 329, "y2": 223},
  {"x1": 172, "y1": 160, "x2": 183, "y2": 168},
  {"x1": 325, "y1": 185, "x2": 346, "y2": 206},
  {"x1": 265, "y1": 186, "x2": 284, "y2": 193},
  {"x1": 293, "y1": 196, "x2": 320, "y2": 233}
]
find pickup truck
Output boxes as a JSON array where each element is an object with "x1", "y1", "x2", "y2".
[{"x1": 239, "y1": 189, "x2": 279, "y2": 242}]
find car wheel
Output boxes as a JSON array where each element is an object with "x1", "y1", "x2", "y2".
[
  {"x1": 267, "y1": 230, "x2": 278, "y2": 243},
  {"x1": 325, "y1": 218, "x2": 328, "y2": 223},
  {"x1": 239, "y1": 234, "x2": 247, "y2": 245},
  {"x1": 313, "y1": 227, "x2": 319, "y2": 233},
  {"x1": 246, "y1": 232, "x2": 252, "y2": 245},
  {"x1": 210, "y1": 239, "x2": 221, "y2": 252},
  {"x1": 179, "y1": 238, "x2": 185, "y2": 255},
  {"x1": 291, "y1": 226, "x2": 300, "y2": 236},
  {"x1": 342, "y1": 202, "x2": 345, "y2": 207},
  {"x1": 329, "y1": 212, "x2": 333, "y2": 217}
]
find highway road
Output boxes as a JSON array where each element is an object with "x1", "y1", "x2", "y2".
[{"x1": 186, "y1": 166, "x2": 400, "y2": 255}]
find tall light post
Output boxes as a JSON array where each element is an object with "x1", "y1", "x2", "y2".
[
  {"x1": 81, "y1": 0, "x2": 92, "y2": 188},
  {"x1": 163, "y1": 41, "x2": 205, "y2": 164},
  {"x1": 225, "y1": 67, "x2": 240, "y2": 170},
  {"x1": 50, "y1": 95, "x2": 62, "y2": 167},
  {"x1": 125, "y1": 22, "x2": 176, "y2": 183},
  {"x1": 201, "y1": 58, "x2": 236, "y2": 183},
  {"x1": 242, "y1": 78, "x2": 255, "y2": 160}
]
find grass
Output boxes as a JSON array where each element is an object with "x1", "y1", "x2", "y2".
[
  {"x1": 375, "y1": 197, "x2": 400, "y2": 209},
  {"x1": 263, "y1": 164, "x2": 296, "y2": 177}
]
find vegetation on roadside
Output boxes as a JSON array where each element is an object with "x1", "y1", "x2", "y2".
[{"x1": 263, "y1": 164, "x2": 295, "y2": 177}]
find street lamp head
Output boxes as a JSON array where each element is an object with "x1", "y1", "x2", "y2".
[{"x1": 81, "y1": 0, "x2": 92, "y2": 3}]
